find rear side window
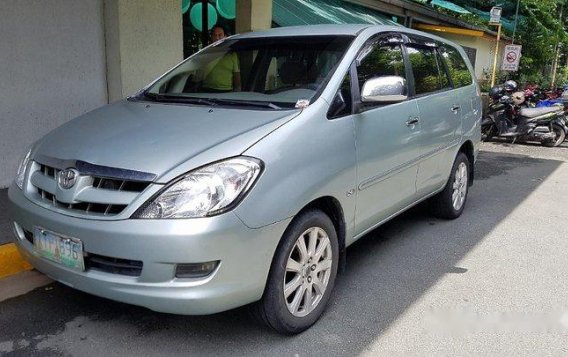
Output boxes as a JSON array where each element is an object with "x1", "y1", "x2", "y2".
[
  {"x1": 439, "y1": 45, "x2": 473, "y2": 88},
  {"x1": 406, "y1": 46, "x2": 450, "y2": 95}
]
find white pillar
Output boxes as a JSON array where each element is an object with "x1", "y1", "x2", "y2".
[
  {"x1": 236, "y1": 0, "x2": 273, "y2": 34},
  {"x1": 104, "y1": 0, "x2": 183, "y2": 102}
]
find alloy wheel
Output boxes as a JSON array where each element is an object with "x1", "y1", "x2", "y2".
[
  {"x1": 283, "y1": 227, "x2": 333, "y2": 317},
  {"x1": 452, "y1": 162, "x2": 468, "y2": 211}
]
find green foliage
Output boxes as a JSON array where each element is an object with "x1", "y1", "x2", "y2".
[
  {"x1": 411, "y1": 0, "x2": 568, "y2": 88},
  {"x1": 452, "y1": 69, "x2": 474, "y2": 87},
  {"x1": 513, "y1": 0, "x2": 567, "y2": 86},
  {"x1": 440, "y1": 45, "x2": 474, "y2": 87},
  {"x1": 358, "y1": 45, "x2": 405, "y2": 80},
  {"x1": 554, "y1": 66, "x2": 568, "y2": 86},
  {"x1": 418, "y1": 75, "x2": 441, "y2": 93},
  {"x1": 408, "y1": 48, "x2": 444, "y2": 93}
]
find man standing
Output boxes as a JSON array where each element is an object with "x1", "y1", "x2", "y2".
[
  {"x1": 210, "y1": 25, "x2": 228, "y2": 43},
  {"x1": 203, "y1": 25, "x2": 241, "y2": 92}
]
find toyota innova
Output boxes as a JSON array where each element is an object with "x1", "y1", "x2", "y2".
[{"x1": 9, "y1": 25, "x2": 481, "y2": 334}]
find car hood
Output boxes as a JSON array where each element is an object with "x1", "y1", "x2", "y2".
[{"x1": 34, "y1": 100, "x2": 300, "y2": 183}]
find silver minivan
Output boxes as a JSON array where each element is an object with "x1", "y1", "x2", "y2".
[{"x1": 9, "y1": 25, "x2": 481, "y2": 334}]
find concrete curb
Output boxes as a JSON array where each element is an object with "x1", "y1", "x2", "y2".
[{"x1": 0, "y1": 243, "x2": 33, "y2": 279}]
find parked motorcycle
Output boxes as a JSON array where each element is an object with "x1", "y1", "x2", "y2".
[
  {"x1": 482, "y1": 83, "x2": 568, "y2": 147},
  {"x1": 524, "y1": 84, "x2": 567, "y2": 108},
  {"x1": 523, "y1": 85, "x2": 545, "y2": 107}
]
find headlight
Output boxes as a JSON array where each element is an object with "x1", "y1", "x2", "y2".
[
  {"x1": 134, "y1": 157, "x2": 262, "y2": 219},
  {"x1": 15, "y1": 149, "x2": 32, "y2": 190}
]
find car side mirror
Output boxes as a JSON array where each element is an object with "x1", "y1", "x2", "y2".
[{"x1": 361, "y1": 76, "x2": 408, "y2": 103}]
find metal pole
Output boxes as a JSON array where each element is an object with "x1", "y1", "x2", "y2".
[
  {"x1": 201, "y1": 0, "x2": 209, "y2": 49},
  {"x1": 551, "y1": 45, "x2": 561, "y2": 88},
  {"x1": 491, "y1": 24, "x2": 502, "y2": 87},
  {"x1": 551, "y1": 3, "x2": 564, "y2": 88},
  {"x1": 511, "y1": 0, "x2": 520, "y2": 44}
]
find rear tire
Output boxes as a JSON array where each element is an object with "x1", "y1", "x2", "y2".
[
  {"x1": 431, "y1": 152, "x2": 470, "y2": 219},
  {"x1": 253, "y1": 209, "x2": 339, "y2": 335},
  {"x1": 543, "y1": 124, "x2": 566, "y2": 147}
]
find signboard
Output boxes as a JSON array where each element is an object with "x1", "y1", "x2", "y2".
[
  {"x1": 490, "y1": 6, "x2": 502, "y2": 24},
  {"x1": 501, "y1": 45, "x2": 522, "y2": 71}
]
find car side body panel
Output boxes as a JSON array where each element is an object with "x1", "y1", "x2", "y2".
[{"x1": 236, "y1": 100, "x2": 358, "y2": 241}]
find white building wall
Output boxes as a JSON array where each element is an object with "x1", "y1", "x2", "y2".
[
  {"x1": 104, "y1": 0, "x2": 183, "y2": 101},
  {"x1": 430, "y1": 32, "x2": 507, "y2": 81},
  {"x1": 0, "y1": 0, "x2": 107, "y2": 188},
  {"x1": 0, "y1": 0, "x2": 183, "y2": 188}
]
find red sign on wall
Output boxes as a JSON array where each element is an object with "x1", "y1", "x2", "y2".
[{"x1": 501, "y1": 45, "x2": 522, "y2": 71}]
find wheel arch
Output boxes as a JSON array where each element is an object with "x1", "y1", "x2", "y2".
[
  {"x1": 252, "y1": 195, "x2": 346, "y2": 333},
  {"x1": 458, "y1": 140, "x2": 475, "y2": 186},
  {"x1": 296, "y1": 196, "x2": 347, "y2": 273}
]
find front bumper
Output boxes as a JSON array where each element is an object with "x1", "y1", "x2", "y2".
[{"x1": 8, "y1": 184, "x2": 290, "y2": 315}]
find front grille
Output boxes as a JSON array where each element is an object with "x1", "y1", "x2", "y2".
[
  {"x1": 36, "y1": 187, "x2": 128, "y2": 215},
  {"x1": 85, "y1": 254, "x2": 143, "y2": 277},
  {"x1": 31, "y1": 163, "x2": 151, "y2": 216},
  {"x1": 92, "y1": 177, "x2": 150, "y2": 192}
]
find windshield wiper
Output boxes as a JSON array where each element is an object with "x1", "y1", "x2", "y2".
[
  {"x1": 142, "y1": 93, "x2": 284, "y2": 109},
  {"x1": 143, "y1": 92, "x2": 218, "y2": 106},
  {"x1": 208, "y1": 98, "x2": 282, "y2": 110}
]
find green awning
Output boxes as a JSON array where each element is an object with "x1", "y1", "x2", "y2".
[
  {"x1": 431, "y1": 0, "x2": 470, "y2": 14},
  {"x1": 273, "y1": 0, "x2": 400, "y2": 27},
  {"x1": 467, "y1": 7, "x2": 520, "y2": 33}
]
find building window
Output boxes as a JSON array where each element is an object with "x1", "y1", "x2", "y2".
[
  {"x1": 461, "y1": 46, "x2": 477, "y2": 68},
  {"x1": 182, "y1": 0, "x2": 236, "y2": 58}
]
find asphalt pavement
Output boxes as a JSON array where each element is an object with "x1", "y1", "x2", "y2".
[
  {"x1": 1, "y1": 141, "x2": 568, "y2": 356},
  {"x1": 1, "y1": 189, "x2": 12, "y2": 245}
]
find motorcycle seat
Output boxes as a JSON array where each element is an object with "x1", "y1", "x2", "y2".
[{"x1": 520, "y1": 106, "x2": 562, "y2": 118}]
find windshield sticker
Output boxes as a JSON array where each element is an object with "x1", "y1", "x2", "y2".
[{"x1": 295, "y1": 99, "x2": 310, "y2": 109}]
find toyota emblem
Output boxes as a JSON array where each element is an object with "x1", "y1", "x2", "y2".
[{"x1": 58, "y1": 168, "x2": 78, "y2": 189}]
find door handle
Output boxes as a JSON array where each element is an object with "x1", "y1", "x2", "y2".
[
  {"x1": 451, "y1": 105, "x2": 461, "y2": 113},
  {"x1": 406, "y1": 117, "x2": 419, "y2": 126}
]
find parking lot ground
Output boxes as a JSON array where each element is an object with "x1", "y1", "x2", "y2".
[
  {"x1": 1, "y1": 141, "x2": 568, "y2": 356},
  {"x1": 1, "y1": 189, "x2": 12, "y2": 245}
]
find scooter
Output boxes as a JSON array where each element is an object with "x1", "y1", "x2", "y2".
[
  {"x1": 482, "y1": 91, "x2": 568, "y2": 147},
  {"x1": 513, "y1": 106, "x2": 567, "y2": 146}
]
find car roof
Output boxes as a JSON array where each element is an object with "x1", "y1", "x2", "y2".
[
  {"x1": 234, "y1": 24, "x2": 375, "y2": 38},
  {"x1": 231, "y1": 24, "x2": 466, "y2": 57}
]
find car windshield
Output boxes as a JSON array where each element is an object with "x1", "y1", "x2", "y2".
[{"x1": 143, "y1": 35, "x2": 354, "y2": 109}]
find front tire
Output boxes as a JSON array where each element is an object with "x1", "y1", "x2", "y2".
[
  {"x1": 431, "y1": 152, "x2": 470, "y2": 219},
  {"x1": 253, "y1": 209, "x2": 339, "y2": 335},
  {"x1": 481, "y1": 124, "x2": 495, "y2": 142}
]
